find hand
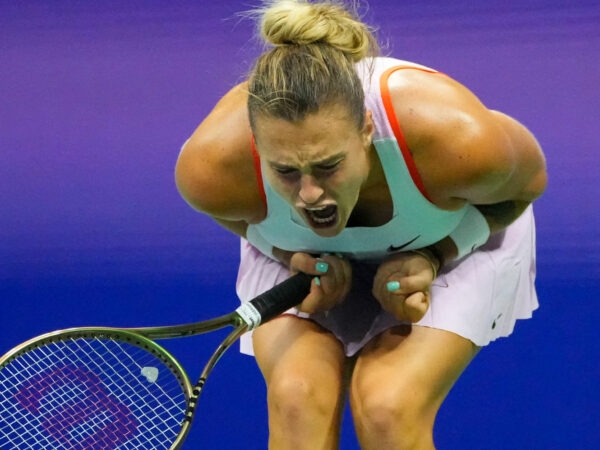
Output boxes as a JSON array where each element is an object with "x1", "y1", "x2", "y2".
[
  {"x1": 288, "y1": 252, "x2": 352, "y2": 314},
  {"x1": 372, "y1": 252, "x2": 437, "y2": 323}
]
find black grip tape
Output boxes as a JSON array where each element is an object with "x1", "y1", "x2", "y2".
[{"x1": 248, "y1": 272, "x2": 312, "y2": 323}]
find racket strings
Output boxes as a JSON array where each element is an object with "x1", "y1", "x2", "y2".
[{"x1": 0, "y1": 334, "x2": 188, "y2": 449}]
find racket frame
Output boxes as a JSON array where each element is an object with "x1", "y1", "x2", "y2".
[
  {"x1": 0, "y1": 272, "x2": 313, "y2": 449},
  {"x1": 0, "y1": 327, "x2": 196, "y2": 448}
]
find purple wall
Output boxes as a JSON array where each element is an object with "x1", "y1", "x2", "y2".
[{"x1": 1, "y1": 1, "x2": 598, "y2": 448}]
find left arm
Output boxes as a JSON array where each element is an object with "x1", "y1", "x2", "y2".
[
  {"x1": 373, "y1": 70, "x2": 548, "y2": 321},
  {"x1": 455, "y1": 111, "x2": 547, "y2": 233},
  {"x1": 395, "y1": 70, "x2": 547, "y2": 258}
]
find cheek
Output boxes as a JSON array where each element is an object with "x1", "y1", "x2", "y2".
[
  {"x1": 265, "y1": 174, "x2": 297, "y2": 201},
  {"x1": 331, "y1": 176, "x2": 361, "y2": 205}
]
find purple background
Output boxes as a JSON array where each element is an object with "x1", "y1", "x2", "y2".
[{"x1": 1, "y1": 1, "x2": 599, "y2": 448}]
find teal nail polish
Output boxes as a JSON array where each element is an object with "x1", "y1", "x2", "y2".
[
  {"x1": 313, "y1": 276, "x2": 321, "y2": 287},
  {"x1": 386, "y1": 281, "x2": 400, "y2": 292},
  {"x1": 316, "y1": 261, "x2": 329, "y2": 273}
]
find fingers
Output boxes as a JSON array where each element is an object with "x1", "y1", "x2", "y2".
[
  {"x1": 385, "y1": 274, "x2": 428, "y2": 295},
  {"x1": 289, "y1": 252, "x2": 351, "y2": 314},
  {"x1": 373, "y1": 271, "x2": 432, "y2": 323},
  {"x1": 402, "y1": 291, "x2": 429, "y2": 322},
  {"x1": 287, "y1": 252, "x2": 432, "y2": 320},
  {"x1": 288, "y1": 252, "x2": 326, "y2": 276},
  {"x1": 317, "y1": 253, "x2": 352, "y2": 299},
  {"x1": 371, "y1": 251, "x2": 438, "y2": 322},
  {"x1": 379, "y1": 289, "x2": 430, "y2": 323}
]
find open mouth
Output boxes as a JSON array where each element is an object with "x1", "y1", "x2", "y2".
[{"x1": 304, "y1": 205, "x2": 338, "y2": 228}]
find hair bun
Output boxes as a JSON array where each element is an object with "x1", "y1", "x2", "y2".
[{"x1": 259, "y1": 0, "x2": 377, "y2": 62}]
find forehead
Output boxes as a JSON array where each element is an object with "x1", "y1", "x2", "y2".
[{"x1": 254, "y1": 105, "x2": 359, "y2": 165}]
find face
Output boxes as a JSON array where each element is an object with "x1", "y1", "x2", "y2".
[{"x1": 253, "y1": 104, "x2": 375, "y2": 237}]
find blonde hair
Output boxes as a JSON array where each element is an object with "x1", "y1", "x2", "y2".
[{"x1": 247, "y1": 0, "x2": 379, "y2": 131}]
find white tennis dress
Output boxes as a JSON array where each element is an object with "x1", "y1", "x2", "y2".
[{"x1": 236, "y1": 57, "x2": 539, "y2": 355}]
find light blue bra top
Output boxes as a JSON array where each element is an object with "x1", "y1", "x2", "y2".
[{"x1": 247, "y1": 57, "x2": 468, "y2": 261}]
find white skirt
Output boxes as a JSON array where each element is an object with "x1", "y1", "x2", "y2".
[{"x1": 236, "y1": 206, "x2": 539, "y2": 356}]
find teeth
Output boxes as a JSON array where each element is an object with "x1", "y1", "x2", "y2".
[
  {"x1": 305, "y1": 205, "x2": 336, "y2": 225},
  {"x1": 312, "y1": 215, "x2": 334, "y2": 224}
]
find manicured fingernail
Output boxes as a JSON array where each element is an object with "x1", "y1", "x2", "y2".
[
  {"x1": 386, "y1": 281, "x2": 400, "y2": 292},
  {"x1": 316, "y1": 261, "x2": 329, "y2": 273},
  {"x1": 313, "y1": 276, "x2": 321, "y2": 287}
]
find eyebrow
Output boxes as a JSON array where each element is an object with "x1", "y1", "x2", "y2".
[{"x1": 269, "y1": 152, "x2": 346, "y2": 170}]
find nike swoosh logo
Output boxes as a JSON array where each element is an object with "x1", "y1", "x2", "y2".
[{"x1": 387, "y1": 235, "x2": 421, "y2": 252}]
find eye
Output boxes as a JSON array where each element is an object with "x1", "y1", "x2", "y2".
[
  {"x1": 274, "y1": 166, "x2": 295, "y2": 175},
  {"x1": 271, "y1": 165, "x2": 299, "y2": 180},
  {"x1": 315, "y1": 160, "x2": 342, "y2": 175},
  {"x1": 320, "y1": 163, "x2": 339, "y2": 171}
]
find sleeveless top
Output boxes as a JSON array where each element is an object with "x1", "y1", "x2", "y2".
[{"x1": 247, "y1": 57, "x2": 470, "y2": 261}]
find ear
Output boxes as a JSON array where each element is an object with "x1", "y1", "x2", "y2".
[{"x1": 361, "y1": 110, "x2": 375, "y2": 148}]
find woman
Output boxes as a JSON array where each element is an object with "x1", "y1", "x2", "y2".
[{"x1": 175, "y1": 1, "x2": 547, "y2": 448}]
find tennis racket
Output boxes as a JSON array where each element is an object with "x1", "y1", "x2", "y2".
[{"x1": 0, "y1": 272, "x2": 312, "y2": 450}]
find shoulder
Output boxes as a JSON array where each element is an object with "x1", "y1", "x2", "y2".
[
  {"x1": 175, "y1": 83, "x2": 266, "y2": 223},
  {"x1": 386, "y1": 69, "x2": 527, "y2": 207}
]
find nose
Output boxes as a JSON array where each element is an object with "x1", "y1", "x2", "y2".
[{"x1": 298, "y1": 174, "x2": 324, "y2": 205}]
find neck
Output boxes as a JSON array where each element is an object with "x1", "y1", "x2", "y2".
[
  {"x1": 362, "y1": 143, "x2": 387, "y2": 192},
  {"x1": 349, "y1": 144, "x2": 393, "y2": 227}
]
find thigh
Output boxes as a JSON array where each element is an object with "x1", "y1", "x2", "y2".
[
  {"x1": 253, "y1": 315, "x2": 348, "y2": 384},
  {"x1": 352, "y1": 325, "x2": 479, "y2": 411},
  {"x1": 253, "y1": 315, "x2": 350, "y2": 450}
]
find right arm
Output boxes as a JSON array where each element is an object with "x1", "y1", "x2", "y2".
[
  {"x1": 175, "y1": 83, "x2": 266, "y2": 229},
  {"x1": 175, "y1": 83, "x2": 349, "y2": 312}
]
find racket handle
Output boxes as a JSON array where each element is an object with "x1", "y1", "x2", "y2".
[{"x1": 236, "y1": 272, "x2": 312, "y2": 329}]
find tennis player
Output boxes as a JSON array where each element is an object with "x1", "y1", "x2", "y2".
[{"x1": 175, "y1": 1, "x2": 547, "y2": 448}]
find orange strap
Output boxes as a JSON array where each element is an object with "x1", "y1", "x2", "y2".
[
  {"x1": 250, "y1": 136, "x2": 267, "y2": 209},
  {"x1": 379, "y1": 66, "x2": 441, "y2": 201}
]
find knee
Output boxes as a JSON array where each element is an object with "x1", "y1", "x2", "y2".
[
  {"x1": 351, "y1": 377, "x2": 436, "y2": 447},
  {"x1": 353, "y1": 385, "x2": 426, "y2": 431},
  {"x1": 267, "y1": 371, "x2": 342, "y2": 421}
]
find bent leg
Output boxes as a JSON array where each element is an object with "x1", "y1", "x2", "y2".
[
  {"x1": 350, "y1": 325, "x2": 479, "y2": 450},
  {"x1": 252, "y1": 315, "x2": 348, "y2": 450}
]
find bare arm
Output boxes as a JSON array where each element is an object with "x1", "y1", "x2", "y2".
[
  {"x1": 175, "y1": 83, "x2": 349, "y2": 312},
  {"x1": 373, "y1": 70, "x2": 547, "y2": 322},
  {"x1": 390, "y1": 69, "x2": 547, "y2": 260},
  {"x1": 468, "y1": 109, "x2": 547, "y2": 232},
  {"x1": 174, "y1": 83, "x2": 266, "y2": 230}
]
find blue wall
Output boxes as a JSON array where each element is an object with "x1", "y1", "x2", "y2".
[{"x1": 1, "y1": 1, "x2": 598, "y2": 448}]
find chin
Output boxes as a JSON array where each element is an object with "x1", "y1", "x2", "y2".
[{"x1": 312, "y1": 225, "x2": 342, "y2": 238}]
